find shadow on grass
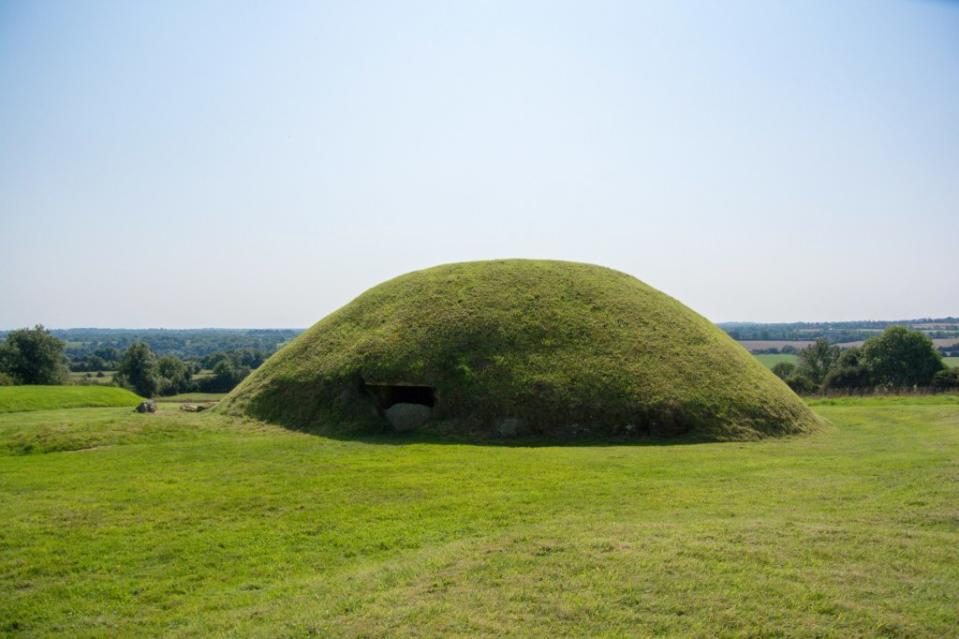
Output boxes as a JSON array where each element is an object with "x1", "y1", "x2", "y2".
[
  {"x1": 269, "y1": 422, "x2": 730, "y2": 448},
  {"x1": 218, "y1": 405, "x2": 802, "y2": 448}
]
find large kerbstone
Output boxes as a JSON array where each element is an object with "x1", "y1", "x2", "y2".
[
  {"x1": 495, "y1": 417, "x2": 527, "y2": 437},
  {"x1": 385, "y1": 403, "x2": 432, "y2": 432}
]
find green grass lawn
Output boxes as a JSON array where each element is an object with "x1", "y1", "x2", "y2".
[
  {"x1": 753, "y1": 353, "x2": 799, "y2": 369},
  {"x1": 944, "y1": 356, "x2": 959, "y2": 368},
  {"x1": 0, "y1": 385, "x2": 141, "y2": 413},
  {"x1": 1, "y1": 397, "x2": 958, "y2": 637}
]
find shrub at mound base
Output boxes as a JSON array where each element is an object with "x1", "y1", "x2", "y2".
[{"x1": 220, "y1": 260, "x2": 819, "y2": 440}]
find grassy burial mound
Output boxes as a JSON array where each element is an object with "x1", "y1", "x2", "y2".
[
  {"x1": 0, "y1": 385, "x2": 142, "y2": 413},
  {"x1": 221, "y1": 260, "x2": 818, "y2": 440}
]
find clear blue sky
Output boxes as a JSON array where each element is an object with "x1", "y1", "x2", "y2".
[{"x1": 1, "y1": 0, "x2": 957, "y2": 328}]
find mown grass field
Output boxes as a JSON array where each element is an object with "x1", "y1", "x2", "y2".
[
  {"x1": 753, "y1": 353, "x2": 799, "y2": 369},
  {"x1": 1, "y1": 395, "x2": 958, "y2": 637},
  {"x1": 0, "y1": 385, "x2": 141, "y2": 414}
]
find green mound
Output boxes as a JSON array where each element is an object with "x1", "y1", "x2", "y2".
[
  {"x1": 0, "y1": 385, "x2": 143, "y2": 413},
  {"x1": 221, "y1": 260, "x2": 818, "y2": 440}
]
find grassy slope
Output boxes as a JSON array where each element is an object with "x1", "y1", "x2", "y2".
[
  {"x1": 0, "y1": 385, "x2": 141, "y2": 413},
  {"x1": 1, "y1": 397, "x2": 957, "y2": 637},
  {"x1": 224, "y1": 260, "x2": 816, "y2": 440},
  {"x1": 944, "y1": 356, "x2": 959, "y2": 368}
]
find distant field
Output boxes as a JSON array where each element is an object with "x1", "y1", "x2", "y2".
[
  {"x1": 753, "y1": 353, "x2": 799, "y2": 369},
  {"x1": 945, "y1": 357, "x2": 959, "y2": 369},
  {"x1": 0, "y1": 386, "x2": 141, "y2": 413},
  {"x1": 737, "y1": 340, "x2": 813, "y2": 352},
  {"x1": 834, "y1": 338, "x2": 959, "y2": 350},
  {"x1": 68, "y1": 371, "x2": 116, "y2": 385}
]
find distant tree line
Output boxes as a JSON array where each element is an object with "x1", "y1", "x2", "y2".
[
  {"x1": 0, "y1": 327, "x2": 302, "y2": 363},
  {"x1": 3, "y1": 323, "x2": 956, "y2": 398},
  {"x1": 751, "y1": 345, "x2": 800, "y2": 355},
  {"x1": 69, "y1": 346, "x2": 123, "y2": 372},
  {"x1": 721, "y1": 318, "x2": 959, "y2": 344},
  {"x1": 770, "y1": 326, "x2": 959, "y2": 394},
  {"x1": 111, "y1": 342, "x2": 261, "y2": 396},
  {"x1": 0, "y1": 326, "x2": 272, "y2": 396}
]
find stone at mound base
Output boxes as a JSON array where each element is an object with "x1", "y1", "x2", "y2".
[
  {"x1": 385, "y1": 403, "x2": 432, "y2": 432},
  {"x1": 220, "y1": 259, "x2": 820, "y2": 441},
  {"x1": 495, "y1": 417, "x2": 527, "y2": 437},
  {"x1": 135, "y1": 400, "x2": 156, "y2": 414},
  {"x1": 647, "y1": 401, "x2": 691, "y2": 438}
]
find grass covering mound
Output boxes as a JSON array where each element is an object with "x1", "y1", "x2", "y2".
[
  {"x1": 0, "y1": 385, "x2": 142, "y2": 413},
  {"x1": 221, "y1": 260, "x2": 818, "y2": 440}
]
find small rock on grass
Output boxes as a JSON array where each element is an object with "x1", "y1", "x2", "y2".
[{"x1": 135, "y1": 400, "x2": 156, "y2": 414}]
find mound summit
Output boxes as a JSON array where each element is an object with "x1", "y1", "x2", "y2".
[{"x1": 221, "y1": 260, "x2": 818, "y2": 440}]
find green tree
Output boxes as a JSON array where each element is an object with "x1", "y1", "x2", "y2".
[
  {"x1": 932, "y1": 368, "x2": 959, "y2": 390},
  {"x1": 86, "y1": 355, "x2": 107, "y2": 372},
  {"x1": 93, "y1": 346, "x2": 121, "y2": 366},
  {"x1": 157, "y1": 355, "x2": 193, "y2": 396},
  {"x1": 115, "y1": 342, "x2": 160, "y2": 397},
  {"x1": 797, "y1": 338, "x2": 840, "y2": 388},
  {"x1": 861, "y1": 326, "x2": 944, "y2": 388},
  {"x1": 823, "y1": 347, "x2": 872, "y2": 391},
  {"x1": 784, "y1": 373, "x2": 817, "y2": 395},
  {"x1": 771, "y1": 361, "x2": 797, "y2": 380},
  {"x1": 198, "y1": 359, "x2": 251, "y2": 393},
  {"x1": 0, "y1": 325, "x2": 68, "y2": 384}
]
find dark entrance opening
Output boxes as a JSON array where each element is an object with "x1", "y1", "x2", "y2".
[{"x1": 361, "y1": 381, "x2": 436, "y2": 410}]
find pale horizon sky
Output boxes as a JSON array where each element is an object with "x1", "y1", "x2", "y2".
[{"x1": 2, "y1": 0, "x2": 957, "y2": 329}]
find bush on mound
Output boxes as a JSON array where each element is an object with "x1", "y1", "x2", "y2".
[{"x1": 220, "y1": 260, "x2": 819, "y2": 440}]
